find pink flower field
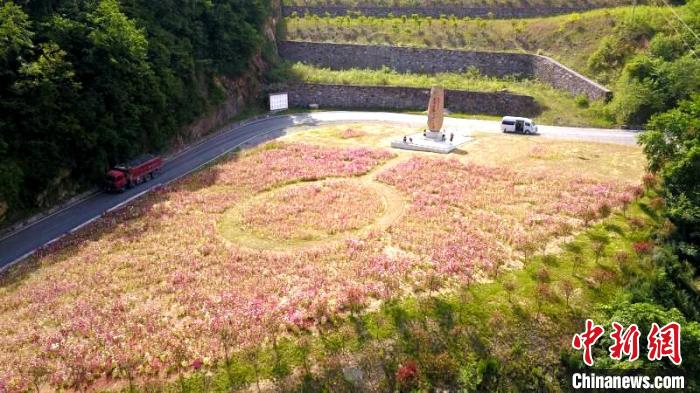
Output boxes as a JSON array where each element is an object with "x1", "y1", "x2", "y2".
[
  {"x1": 0, "y1": 141, "x2": 639, "y2": 392},
  {"x1": 377, "y1": 157, "x2": 640, "y2": 281},
  {"x1": 241, "y1": 180, "x2": 384, "y2": 241}
]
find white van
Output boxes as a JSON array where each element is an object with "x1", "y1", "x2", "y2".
[{"x1": 501, "y1": 116, "x2": 538, "y2": 134}]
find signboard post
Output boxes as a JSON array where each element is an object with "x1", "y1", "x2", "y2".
[{"x1": 269, "y1": 93, "x2": 289, "y2": 112}]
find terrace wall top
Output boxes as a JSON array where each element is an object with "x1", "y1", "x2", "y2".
[
  {"x1": 278, "y1": 41, "x2": 612, "y2": 101},
  {"x1": 282, "y1": 4, "x2": 608, "y2": 19}
]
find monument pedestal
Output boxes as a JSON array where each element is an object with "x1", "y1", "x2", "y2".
[
  {"x1": 425, "y1": 131, "x2": 443, "y2": 141},
  {"x1": 391, "y1": 130, "x2": 473, "y2": 154}
]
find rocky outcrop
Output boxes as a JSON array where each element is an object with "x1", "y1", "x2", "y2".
[{"x1": 184, "y1": 0, "x2": 283, "y2": 141}]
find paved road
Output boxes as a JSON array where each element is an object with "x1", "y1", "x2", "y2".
[{"x1": 0, "y1": 111, "x2": 638, "y2": 269}]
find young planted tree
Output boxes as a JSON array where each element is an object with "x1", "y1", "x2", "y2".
[
  {"x1": 565, "y1": 241, "x2": 585, "y2": 276},
  {"x1": 535, "y1": 283, "x2": 550, "y2": 320},
  {"x1": 588, "y1": 229, "x2": 611, "y2": 264},
  {"x1": 560, "y1": 279, "x2": 575, "y2": 308},
  {"x1": 536, "y1": 266, "x2": 551, "y2": 284},
  {"x1": 503, "y1": 278, "x2": 517, "y2": 303}
]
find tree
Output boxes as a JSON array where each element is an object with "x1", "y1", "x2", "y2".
[
  {"x1": 0, "y1": 2, "x2": 33, "y2": 60},
  {"x1": 0, "y1": 0, "x2": 270, "y2": 221},
  {"x1": 535, "y1": 266, "x2": 550, "y2": 283},
  {"x1": 535, "y1": 283, "x2": 550, "y2": 319},
  {"x1": 588, "y1": 230, "x2": 610, "y2": 264},
  {"x1": 560, "y1": 279, "x2": 574, "y2": 308},
  {"x1": 503, "y1": 279, "x2": 516, "y2": 303},
  {"x1": 640, "y1": 95, "x2": 700, "y2": 261},
  {"x1": 565, "y1": 241, "x2": 585, "y2": 276},
  {"x1": 640, "y1": 95, "x2": 700, "y2": 172}
]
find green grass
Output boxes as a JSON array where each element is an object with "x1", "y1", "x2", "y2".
[
  {"x1": 130, "y1": 193, "x2": 662, "y2": 392},
  {"x1": 284, "y1": 6, "x2": 672, "y2": 83},
  {"x1": 272, "y1": 62, "x2": 614, "y2": 127},
  {"x1": 283, "y1": 0, "x2": 634, "y2": 7}
]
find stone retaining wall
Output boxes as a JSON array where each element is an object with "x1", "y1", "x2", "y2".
[
  {"x1": 282, "y1": 83, "x2": 541, "y2": 116},
  {"x1": 283, "y1": 5, "x2": 603, "y2": 19},
  {"x1": 279, "y1": 41, "x2": 611, "y2": 100}
]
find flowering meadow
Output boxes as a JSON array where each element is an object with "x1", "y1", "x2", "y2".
[
  {"x1": 376, "y1": 157, "x2": 640, "y2": 283},
  {"x1": 0, "y1": 138, "x2": 641, "y2": 392},
  {"x1": 239, "y1": 180, "x2": 384, "y2": 241}
]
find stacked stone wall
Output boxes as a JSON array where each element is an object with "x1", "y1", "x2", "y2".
[
  {"x1": 279, "y1": 41, "x2": 611, "y2": 100},
  {"x1": 283, "y1": 83, "x2": 541, "y2": 116}
]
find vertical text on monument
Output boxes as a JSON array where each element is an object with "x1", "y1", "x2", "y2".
[{"x1": 427, "y1": 86, "x2": 445, "y2": 132}]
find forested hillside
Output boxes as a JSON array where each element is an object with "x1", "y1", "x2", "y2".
[{"x1": 0, "y1": 0, "x2": 273, "y2": 223}]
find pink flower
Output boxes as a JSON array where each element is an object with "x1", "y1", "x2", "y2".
[{"x1": 191, "y1": 358, "x2": 203, "y2": 370}]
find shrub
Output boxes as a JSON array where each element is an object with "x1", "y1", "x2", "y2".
[
  {"x1": 575, "y1": 94, "x2": 590, "y2": 108},
  {"x1": 632, "y1": 240, "x2": 654, "y2": 255},
  {"x1": 642, "y1": 173, "x2": 658, "y2": 189},
  {"x1": 396, "y1": 360, "x2": 419, "y2": 391}
]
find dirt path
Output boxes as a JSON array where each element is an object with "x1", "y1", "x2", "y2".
[{"x1": 218, "y1": 157, "x2": 410, "y2": 252}]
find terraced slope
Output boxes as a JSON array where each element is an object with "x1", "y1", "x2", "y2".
[
  {"x1": 284, "y1": 6, "x2": 671, "y2": 83},
  {"x1": 283, "y1": 0, "x2": 635, "y2": 7}
]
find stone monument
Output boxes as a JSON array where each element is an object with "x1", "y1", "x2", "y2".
[
  {"x1": 390, "y1": 85, "x2": 472, "y2": 154},
  {"x1": 427, "y1": 86, "x2": 445, "y2": 133}
]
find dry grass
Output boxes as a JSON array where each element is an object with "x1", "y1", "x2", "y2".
[
  {"x1": 0, "y1": 123, "x2": 645, "y2": 392},
  {"x1": 281, "y1": 123, "x2": 646, "y2": 182}
]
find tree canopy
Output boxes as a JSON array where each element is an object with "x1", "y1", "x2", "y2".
[{"x1": 0, "y1": 0, "x2": 271, "y2": 219}]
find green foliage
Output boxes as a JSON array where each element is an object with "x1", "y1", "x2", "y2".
[
  {"x1": 609, "y1": 0, "x2": 700, "y2": 125},
  {"x1": 283, "y1": 0, "x2": 634, "y2": 6},
  {"x1": 640, "y1": 95, "x2": 700, "y2": 270},
  {"x1": 0, "y1": 0, "x2": 270, "y2": 217},
  {"x1": 0, "y1": 2, "x2": 33, "y2": 61},
  {"x1": 640, "y1": 95, "x2": 700, "y2": 172},
  {"x1": 286, "y1": 5, "x2": 672, "y2": 83},
  {"x1": 595, "y1": 302, "x2": 700, "y2": 385},
  {"x1": 274, "y1": 62, "x2": 613, "y2": 127},
  {"x1": 575, "y1": 94, "x2": 589, "y2": 108}
]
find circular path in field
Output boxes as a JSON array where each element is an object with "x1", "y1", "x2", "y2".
[{"x1": 218, "y1": 178, "x2": 407, "y2": 250}]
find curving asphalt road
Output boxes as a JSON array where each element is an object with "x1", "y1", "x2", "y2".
[{"x1": 0, "y1": 111, "x2": 638, "y2": 270}]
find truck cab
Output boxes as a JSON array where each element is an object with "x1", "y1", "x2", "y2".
[
  {"x1": 105, "y1": 170, "x2": 128, "y2": 192},
  {"x1": 501, "y1": 116, "x2": 538, "y2": 134}
]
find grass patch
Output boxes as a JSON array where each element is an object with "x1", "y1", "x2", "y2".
[
  {"x1": 273, "y1": 62, "x2": 613, "y2": 127},
  {"x1": 283, "y1": 0, "x2": 633, "y2": 7},
  {"x1": 152, "y1": 194, "x2": 662, "y2": 392},
  {"x1": 284, "y1": 6, "x2": 672, "y2": 82},
  {"x1": 280, "y1": 123, "x2": 646, "y2": 183}
]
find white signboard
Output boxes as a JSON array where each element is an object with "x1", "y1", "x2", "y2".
[{"x1": 269, "y1": 93, "x2": 289, "y2": 111}]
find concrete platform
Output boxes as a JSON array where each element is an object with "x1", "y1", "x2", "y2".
[{"x1": 391, "y1": 130, "x2": 473, "y2": 154}]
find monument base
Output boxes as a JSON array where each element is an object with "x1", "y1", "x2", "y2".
[
  {"x1": 425, "y1": 131, "x2": 443, "y2": 141},
  {"x1": 391, "y1": 130, "x2": 473, "y2": 154}
]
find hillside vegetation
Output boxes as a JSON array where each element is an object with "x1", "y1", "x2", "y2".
[
  {"x1": 0, "y1": 0, "x2": 273, "y2": 224},
  {"x1": 283, "y1": 0, "x2": 635, "y2": 7},
  {"x1": 0, "y1": 126, "x2": 652, "y2": 391},
  {"x1": 285, "y1": 2, "x2": 700, "y2": 127},
  {"x1": 285, "y1": 6, "x2": 670, "y2": 83},
  {"x1": 271, "y1": 63, "x2": 611, "y2": 126}
]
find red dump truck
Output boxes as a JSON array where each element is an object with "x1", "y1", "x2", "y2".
[{"x1": 105, "y1": 154, "x2": 163, "y2": 192}]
